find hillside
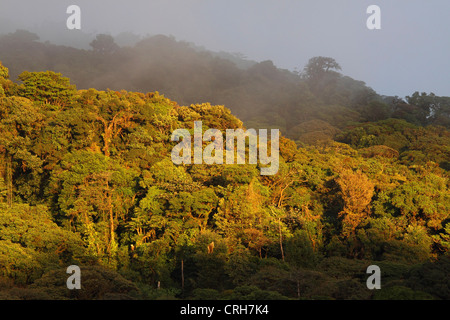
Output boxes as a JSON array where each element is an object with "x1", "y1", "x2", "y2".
[
  {"x1": 0, "y1": 56, "x2": 449, "y2": 300},
  {"x1": 1, "y1": 30, "x2": 449, "y2": 143}
]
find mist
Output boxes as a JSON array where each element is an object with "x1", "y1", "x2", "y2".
[{"x1": 0, "y1": 0, "x2": 449, "y2": 98}]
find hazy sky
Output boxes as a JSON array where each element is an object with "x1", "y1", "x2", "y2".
[{"x1": 0, "y1": 0, "x2": 449, "y2": 98}]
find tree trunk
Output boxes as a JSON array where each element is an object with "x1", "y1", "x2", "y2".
[
  {"x1": 279, "y1": 218, "x2": 284, "y2": 261},
  {"x1": 181, "y1": 259, "x2": 184, "y2": 291},
  {"x1": 6, "y1": 154, "x2": 12, "y2": 208},
  {"x1": 106, "y1": 178, "x2": 116, "y2": 257}
]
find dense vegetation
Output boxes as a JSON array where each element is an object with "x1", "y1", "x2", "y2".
[{"x1": 0, "y1": 30, "x2": 449, "y2": 300}]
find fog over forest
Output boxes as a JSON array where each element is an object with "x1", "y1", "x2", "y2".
[{"x1": 1, "y1": 0, "x2": 449, "y2": 98}]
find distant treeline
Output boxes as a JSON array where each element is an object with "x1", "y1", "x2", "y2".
[
  {"x1": 0, "y1": 29, "x2": 449, "y2": 300},
  {"x1": 1, "y1": 29, "x2": 449, "y2": 143}
]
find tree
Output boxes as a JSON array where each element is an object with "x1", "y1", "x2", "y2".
[
  {"x1": 303, "y1": 56, "x2": 341, "y2": 75},
  {"x1": 406, "y1": 92, "x2": 450, "y2": 126},
  {"x1": 0, "y1": 61, "x2": 17, "y2": 98},
  {"x1": 51, "y1": 150, "x2": 138, "y2": 263},
  {"x1": 90, "y1": 34, "x2": 119, "y2": 54},
  {"x1": 0, "y1": 203, "x2": 84, "y2": 285},
  {"x1": 0, "y1": 66, "x2": 7, "y2": 97},
  {"x1": 302, "y1": 57, "x2": 341, "y2": 81},
  {"x1": 1, "y1": 30, "x2": 39, "y2": 43},
  {"x1": 215, "y1": 176, "x2": 275, "y2": 257},
  {"x1": 90, "y1": 90, "x2": 135, "y2": 158},
  {"x1": 30, "y1": 265, "x2": 139, "y2": 300},
  {"x1": 336, "y1": 169, "x2": 374, "y2": 237},
  {"x1": 285, "y1": 230, "x2": 318, "y2": 268},
  {"x1": 0, "y1": 96, "x2": 44, "y2": 205},
  {"x1": 0, "y1": 62, "x2": 8, "y2": 79},
  {"x1": 301, "y1": 56, "x2": 342, "y2": 96},
  {"x1": 18, "y1": 71, "x2": 76, "y2": 107}
]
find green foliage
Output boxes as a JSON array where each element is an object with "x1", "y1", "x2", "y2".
[
  {"x1": 27, "y1": 265, "x2": 139, "y2": 300},
  {"x1": 89, "y1": 34, "x2": 119, "y2": 54},
  {"x1": 373, "y1": 286, "x2": 434, "y2": 300},
  {"x1": 0, "y1": 57, "x2": 448, "y2": 300},
  {"x1": 0, "y1": 203, "x2": 84, "y2": 285},
  {"x1": 18, "y1": 71, "x2": 76, "y2": 107},
  {"x1": 285, "y1": 230, "x2": 319, "y2": 268},
  {"x1": 0, "y1": 61, "x2": 9, "y2": 79},
  {"x1": 50, "y1": 150, "x2": 138, "y2": 262},
  {"x1": 336, "y1": 118, "x2": 450, "y2": 168},
  {"x1": 405, "y1": 255, "x2": 450, "y2": 300},
  {"x1": 228, "y1": 285, "x2": 289, "y2": 300}
]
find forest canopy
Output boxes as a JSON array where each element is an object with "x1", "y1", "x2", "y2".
[{"x1": 0, "y1": 31, "x2": 449, "y2": 300}]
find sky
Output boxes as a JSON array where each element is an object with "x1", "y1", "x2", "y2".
[{"x1": 0, "y1": 0, "x2": 449, "y2": 98}]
